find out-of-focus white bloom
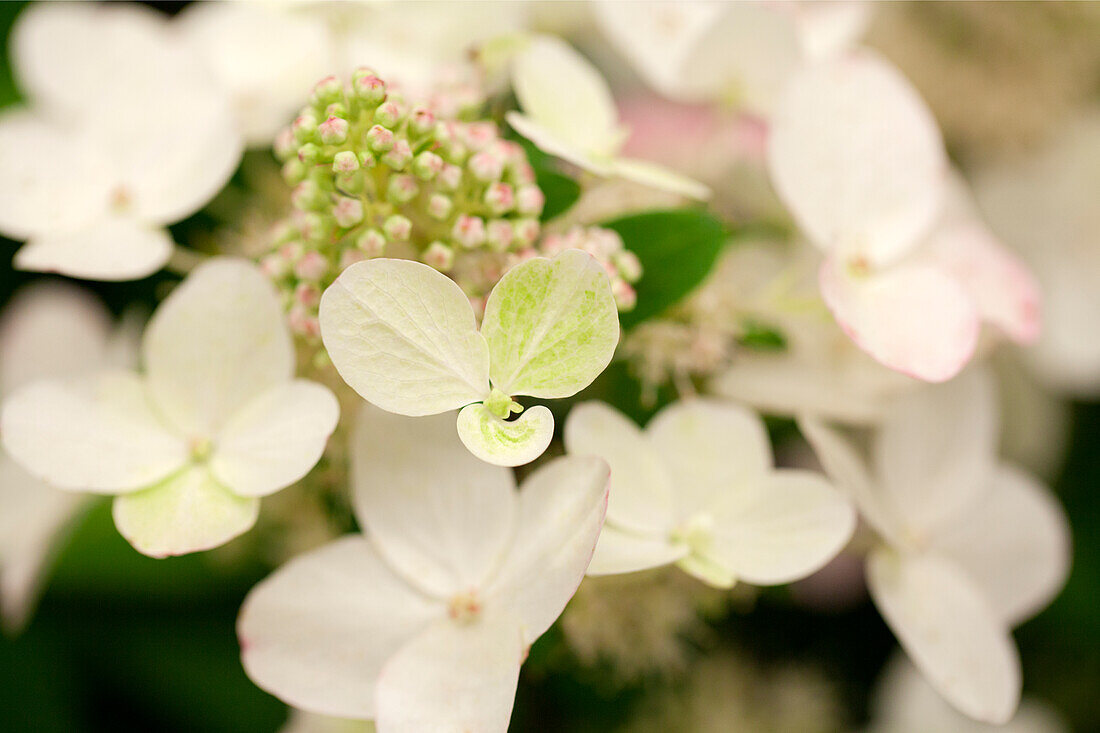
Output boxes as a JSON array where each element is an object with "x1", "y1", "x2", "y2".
[
  {"x1": 0, "y1": 3, "x2": 243, "y2": 281},
  {"x1": 0, "y1": 260, "x2": 339, "y2": 558},
  {"x1": 565, "y1": 399, "x2": 855, "y2": 589},
  {"x1": 800, "y1": 369, "x2": 1071, "y2": 724},
  {"x1": 0, "y1": 282, "x2": 137, "y2": 631},
  {"x1": 593, "y1": 1, "x2": 869, "y2": 116},
  {"x1": 282, "y1": 709, "x2": 374, "y2": 733},
  {"x1": 176, "y1": 3, "x2": 337, "y2": 146},
  {"x1": 769, "y1": 52, "x2": 1037, "y2": 382},
  {"x1": 864, "y1": 654, "x2": 1069, "y2": 733},
  {"x1": 975, "y1": 110, "x2": 1100, "y2": 397},
  {"x1": 239, "y1": 407, "x2": 609, "y2": 730},
  {"x1": 506, "y1": 35, "x2": 711, "y2": 200},
  {"x1": 319, "y1": 250, "x2": 619, "y2": 467}
]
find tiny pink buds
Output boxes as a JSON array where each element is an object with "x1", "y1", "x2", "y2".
[
  {"x1": 428, "y1": 193, "x2": 454, "y2": 220},
  {"x1": 351, "y1": 68, "x2": 386, "y2": 106},
  {"x1": 412, "y1": 151, "x2": 444, "y2": 180},
  {"x1": 332, "y1": 150, "x2": 360, "y2": 174},
  {"x1": 487, "y1": 219, "x2": 515, "y2": 251},
  {"x1": 375, "y1": 100, "x2": 406, "y2": 129},
  {"x1": 333, "y1": 197, "x2": 364, "y2": 228},
  {"x1": 294, "y1": 250, "x2": 329, "y2": 281},
  {"x1": 387, "y1": 174, "x2": 419, "y2": 204},
  {"x1": 452, "y1": 215, "x2": 487, "y2": 249},
  {"x1": 319, "y1": 116, "x2": 349, "y2": 145},
  {"x1": 295, "y1": 282, "x2": 322, "y2": 308},
  {"x1": 292, "y1": 114, "x2": 318, "y2": 143},
  {"x1": 409, "y1": 107, "x2": 435, "y2": 137},
  {"x1": 383, "y1": 215, "x2": 412, "y2": 242},
  {"x1": 357, "y1": 228, "x2": 387, "y2": 257},
  {"x1": 367, "y1": 125, "x2": 395, "y2": 154},
  {"x1": 311, "y1": 76, "x2": 344, "y2": 107},
  {"x1": 464, "y1": 121, "x2": 498, "y2": 151},
  {"x1": 274, "y1": 128, "x2": 296, "y2": 162},
  {"x1": 423, "y1": 241, "x2": 455, "y2": 271},
  {"x1": 469, "y1": 151, "x2": 504, "y2": 182},
  {"x1": 516, "y1": 184, "x2": 545, "y2": 216},
  {"x1": 438, "y1": 164, "x2": 463, "y2": 192},
  {"x1": 484, "y1": 182, "x2": 515, "y2": 215},
  {"x1": 260, "y1": 253, "x2": 289, "y2": 279},
  {"x1": 292, "y1": 181, "x2": 327, "y2": 211},
  {"x1": 612, "y1": 280, "x2": 637, "y2": 311},
  {"x1": 288, "y1": 304, "x2": 321, "y2": 338},
  {"x1": 297, "y1": 142, "x2": 321, "y2": 165},
  {"x1": 381, "y1": 139, "x2": 413, "y2": 170},
  {"x1": 282, "y1": 159, "x2": 306, "y2": 185},
  {"x1": 614, "y1": 250, "x2": 643, "y2": 282},
  {"x1": 514, "y1": 218, "x2": 540, "y2": 246}
]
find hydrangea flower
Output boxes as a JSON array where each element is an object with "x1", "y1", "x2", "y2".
[
  {"x1": 0, "y1": 283, "x2": 136, "y2": 630},
  {"x1": 505, "y1": 35, "x2": 711, "y2": 200},
  {"x1": 0, "y1": 3, "x2": 243, "y2": 280},
  {"x1": 564, "y1": 399, "x2": 855, "y2": 588},
  {"x1": 0, "y1": 259, "x2": 339, "y2": 557},
  {"x1": 768, "y1": 52, "x2": 1038, "y2": 382},
  {"x1": 239, "y1": 406, "x2": 610, "y2": 731},
  {"x1": 800, "y1": 369, "x2": 1071, "y2": 723},
  {"x1": 319, "y1": 249, "x2": 619, "y2": 466}
]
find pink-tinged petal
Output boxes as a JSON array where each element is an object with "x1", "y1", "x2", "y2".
[
  {"x1": 819, "y1": 256, "x2": 980, "y2": 383},
  {"x1": 374, "y1": 613, "x2": 524, "y2": 733},
  {"x1": 488, "y1": 456, "x2": 609, "y2": 645},
  {"x1": 13, "y1": 219, "x2": 173, "y2": 282},
  {"x1": 922, "y1": 221, "x2": 1041, "y2": 345},
  {"x1": 930, "y1": 464, "x2": 1071, "y2": 627},
  {"x1": 239, "y1": 536, "x2": 442, "y2": 720},
  {"x1": 351, "y1": 407, "x2": 517, "y2": 599},
  {"x1": 867, "y1": 549, "x2": 1021, "y2": 724}
]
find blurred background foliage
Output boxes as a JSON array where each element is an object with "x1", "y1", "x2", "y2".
[{"x1": 0, "y1": 2, "x2": 1098, "y2": 732}]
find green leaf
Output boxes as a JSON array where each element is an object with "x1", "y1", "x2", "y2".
[
  {"x1": 536, "y1": 170, "x2": 581, "y2": 222},
  {"x1": 602, "y1": 209, "x2": 728, "y2": 330}
]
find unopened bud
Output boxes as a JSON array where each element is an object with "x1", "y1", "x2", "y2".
[
  {"x1": 274, "y1": 128, "x2": 296, "y2": 161},
  {"x1": 469, "y1": 151, "x2": 504, "y2": 182},
  {"x1": 412, "y1": 151, "x2": 444, "y2": 180},
  {"x1": 452, "y1": 215, "x2": 487, "y2": 249},
  {"x1": 311, "y1": 76, "x2": 344, "y2": 107},
  {"x1": 427, "y1": 193, "x2": 453, "y2": 220},
  {"x1": 367, "y1": 125, "x2": 395, "y2": 153},
  {"x1": 357, "y1": 228, "x2": 387, "y2": 257},
  {"x1": 319, "y1": 116, "x2": 349, "y2": 145},
  {"x1": 612, "y1": 280, "x2": 636, "y2": 311},
  {"x1": 333, "y1": 150, "x2": 360, "y2": 174},
  {"x1": 288, "y1": 304, "x2": 321, "y2": 339},
  {"x1": 483, "y1": 182, "x2": 514, "y2": 215},
  {"x1": 383, "y1": 214, "x2": 412, "y2": 242},
  {"x1": 516, "y1": 184, "x2": 545, "y2": 216},
  {"x1": 438, "y1": 164, "x2": 463, "y2": 192},
  {"x1": 464, "y1": 121, "x2": 497, "y2": 151},
  {"x1": 292, "y1": 114, "x2": 318, "y2": 143},
  {"x1": 375, "y1": 100, "x2": 406, "y2": 129},
  {"x1": 298, "y1": 142, "x2": 321, "y2": 165},
  {"x1": 514, "y1": 218, "x2": 540, "y2": 246},
  {"x1": 387, "y1": 174, "x2": 419, "y2": 204},
  {"x1": 295, "y1": 282, "x2": 322, "y2": 308},
  {"x1": 423, "y1": 241, "x2": 454, "y2": 271},
  {"x1": 260, "y1": 252, "x2": 289, "y2": 279},
  {"x1": 282, "y1": 159, "x2": 307, "y2": 185},
  {"x1": 409, "y1": 107, "x2": 435, "y2": 136},
  {"x1": 333, "y1": 197, "x2": 364, "y2": 228},
  {"x1": 511, "y1": 161, "x2": 536, "y2": 186},
  {"x1": 614, "y1": 250, "x2": 642, "y2": 282},
  {"x1": 294, "y1": 250, "x2": 329, "y2": 281},
  {"x1": 292, "y1": 180, "x2": 327, "y2": 211},
  {"x1": 381, "y1": 139, "x2": 413, "y2": 170},
  {"x1": 487, "y1": 219, "x2": 515, "y2": 251}
]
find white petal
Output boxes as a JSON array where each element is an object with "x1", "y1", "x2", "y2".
[
  {"x1": 144, "y1": 258, "x2": 294, "y2": 436},
  {"x1": 921, "y1": 220, "x2": 1041, "y2": 345},
  {"x1": 456, "y1": 403, "x2": 555, "y2": 468},
  {"x1": 489, "y1": 456, "x2": 610, "y2": 644},
  {"x1": 645, "y1": 399, "x2": 772, "y2": 521},
  {"x1": 375, "y1": 614, "x2": 523, "y2": 733},
  {"x1": 14, "y1": 218, "x2": 174, "y2": 282},
  {"x1": 768, "y1": 52, "x2": 947, "y2": 265},
  {"x1": 511, "y1": 35, "x2": 623, "y2": 158},
  {"x1": 210, "y1": 381, "x2": 339, "y2": 498},
  {"x1": 874, "y1": 368, "x2": 999, "y2": 538},
  {"x1": 351, "y1": 407, "x2": 517, "y2": 598},
  {"x1": 0, "y1": 281, "x2": 111, "y2": 393},
  {"x1": 482, "y1": 249, "x2": 619, "y2": 399},
  {"x1": 676, "y1": 553, "x2": 736, "y2": 589},
  {"x1": 239, "y1": 536, "x2": 441, "y2": 720},
  {"x1": 0, "y1": 110, "x2": 112, "y2": 239},
  {"x1": 564, "y1": 401, "x2": 674, "y2": 533},
  {"x1": 505, "y1": 112, "x2": 609, "y2": 175},
  {"x1": 867, "y1": 549, "x2": 1021, "y2": 724},
  {"x1": 112, "y1": 465, "x2": 258, "y2": 557},
  {"x1": 819, "y1": 256, "x2": 980, "y2": 383},
  {"x1": 930, "y1": 465, "x2": 1071, "y2": 627},
  {"x1": 710, "y1": 470, "x2": 855, "y2": 585},
  {"x1": 0, "y1": 452, "x2": 89, "y2": 631},
  {"x1": 609, "y1": 157, "x2": 712, "y2": 200},
  {"x1": 319, "y1": 258, "x2": 490, "y2": 416},
  {"x1": 789, "y1": 1, "x2": 872, "y2": 61},
  {"x1": 676, "y1": 2, "x2": 804, "y2": 116},
  {"x1": 177, "y1": 2, "x2": 336, "y2": 146},
  {"x1": 585, "y1": 525, "x2": 687, "y2": 577},
  {"x1": 280, "y1": 709, "x2": 375, "y2": 733},
  {"x1": 0, "y1": 373, "x2": 185, "y2": 493}
]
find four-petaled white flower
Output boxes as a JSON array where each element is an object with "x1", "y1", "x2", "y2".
[
  {"x1": 0, "y1": 2, "x2": 243, "y2": 280},
  {"x1": 800, "y1": 369, "x2": 1071, "y2": 723},
  {"x1": 767, "y1": 52, "x2": 1039, "y2": 382},
  {"x1": 0, "y1": 259, "x2": 339, "y2": 558},
  {"x1": 505, "y1": 35, "x2": 712, "y2": 200},
  {"x1": 238, "y1": 406, "x2": 610, "y2": 732},
  {"x1": 0, "y1": 282, "x2": 138, "y2": 630},
  {"x1": 565, "y1": 399, "x2": 856, "y2": 589},
  {"x1": 319, "y1": 249, "x2": 620, "y2": 467}
]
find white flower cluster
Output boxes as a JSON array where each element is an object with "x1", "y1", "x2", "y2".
[{"x1": 0, "y1": 2, "x2": 1089, "y2": 732}]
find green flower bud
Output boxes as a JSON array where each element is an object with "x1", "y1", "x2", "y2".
[
  {"x1": 356, "y1": 228, "x2": 387, "y2": 257},
  {"x1": 423, "y1": 241, "x2": 454, "y2": 272},
  {"x1": 387, "y1": 174, "x2": 419, "y2": 204},
  {"x1": 384, "y1": 214, "x2": 412, "y2": 242}
]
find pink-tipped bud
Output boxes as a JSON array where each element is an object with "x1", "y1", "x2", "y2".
[
  {"x1": 295, "y1": 282, "x2": 322, "y2": 308},
  {"x1": 274, "y1": 128, "x2": 296, "y2": 162},
  {"x1": 511, "y1": 161, "x2": 537, "y2": 186},
  {"x1": 409, "y1": 107, "x2": 435, "y2": 136},
  {"x1": 297, "y1": 142, "x2": 321, "y2": 165},
  {"x1": 288, "y1": 304, "x2": 321, "y2": 339},
  {"x1": 375, "y1": 100, "x2": 406, "y2": 129},
  {"x1": 357, "y1": 228, "x2": 387, "y2": 257},
  {"x1": 487, "y1": 219, "x2": 515, "y2": 252},
  {"x1": 333, "y1": 150, "x2": 360, "y2": 174},
  {"x1": 452, "y1": 215, "x2": 487, "y2": 249},
  {"x1": 292, "y1": 180, "x2": 327, "y2": 211},
  {"x1": 294, "y1": 250, "x2": 329, "y2": 281},
  {"x1": 367, "y1": 125, "x2": 395, "y2": 153},
  {"x1": 333, "y1": 197, "x2": 364, "y2": 228},
  {"x1": 384, "y1": 214, "x2": 412, "y2": 242},
  {"x1": 352, "y1": 68, "x2": 386, "y2": 106},
  {"x1": 387, "y1": 175, "x2": 419, "y2": 204},
  {"x1": 412, "y1": 151, "x2": 444, "y2": 180},
  {"x1": 483, "y1": 182, "x2": 515, "y2": 215},
  {"x1": 427, "y1": 193, "x2": 453, "y2": 221},
  {"x1": 423, "y1": 241, "x2": 455, "y2": 271},
  {"x1": 514, "y1": 218, "x2": 540, "y2": 246},
  {"x1": 312, "y1": 76, "x2": 343, "y2": 107},
  {"x1": 382, "y1": 139, "x2": 413, "y2": 170},
  {"x1": 613, "y1": 250, "x2": 642, "y2": 282},
  {"x1": 468, "y1": 151, "x2": 504, "y2": 182},
  {"x1": 279, "y1": 241, "x2": 305, "y2": 263},
  {"x1": 438, "y1": 164, "x2": 463, "y2": 192},
  {"x1": 464, "y1": 121, "x2": 498, "y2": 151},
  {"x1": 292, "y1": 114, "x2": 318, "y2": 143},
  {"x1": 319, "y1": 116, "x2": 349, "y2": 145},
  {"x1": 516, "y1": 184, "x2": 545, "y2": 216},
  {"x1": 612, "y1": 280, "x2": 637, "y2": 311},
  {"x1": 282, "y1": 159, "x2": 307, "y2": 185},
  {"x1": 260, "y1": 253, "x2": 289, "y2": 279}
]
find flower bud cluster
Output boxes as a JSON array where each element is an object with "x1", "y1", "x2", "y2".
[
  {"x1": 262, "y1": 69, "x2": 547, "y2": 339},
  {"x1": 532, "y1": 226, "x2": 642, "y2": 311}
]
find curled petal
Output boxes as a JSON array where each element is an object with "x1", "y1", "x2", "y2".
[{"x1": 456, "y1": 403, "x2": 554, "y2": 468}]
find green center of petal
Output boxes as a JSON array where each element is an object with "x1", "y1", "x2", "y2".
[
  {"x1": 671, "y1": 513, "x2": 716, "y2": 556},
  {"x1": 447, "y1": 591, "x2": 483, "y2": 624},
  {"x1": 484, "y1": 387, "x2": 521, "y2": 420},
  {"x1": 189, "y1": 436, "x2": 214, "y2": 463}
]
